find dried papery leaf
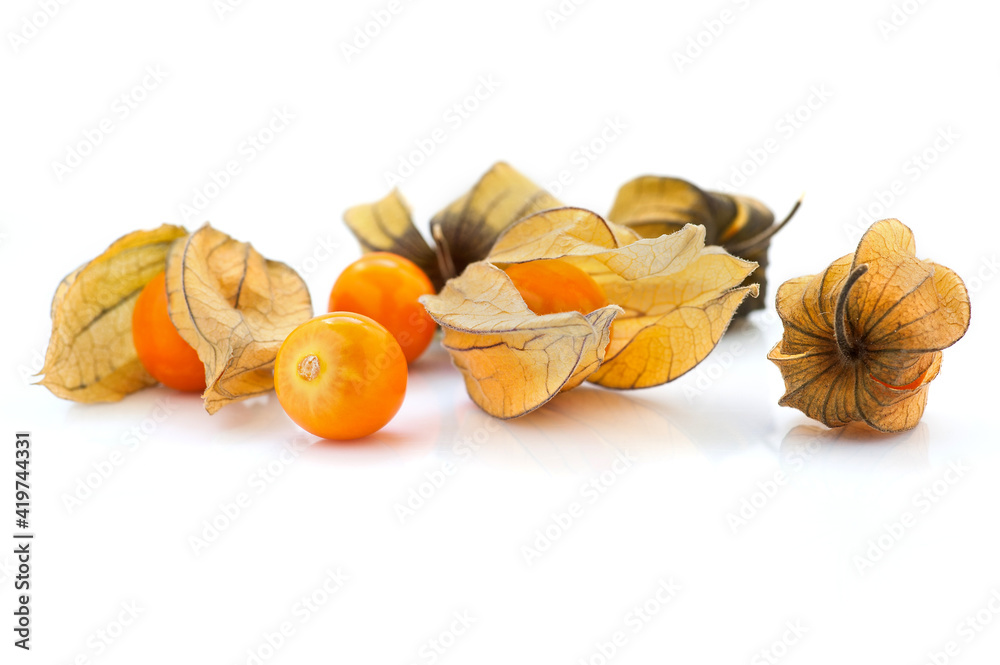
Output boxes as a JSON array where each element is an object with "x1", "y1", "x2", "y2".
[
  {"x1": 422, "y1": 208, "x2": 757, "y2": 417},
  {"x1": 51, "y1": 262, "x2": 86, "y2": 318},
  {"x1": 608, "y1": 175, "x2": 799, "y2": 317},
  {"x1": 608, "y1": 177, "x2": 715, "y2": 236},
  {"x1": 768, "y1": 218, "x2": 971, "y2": 433},
  {"x1": 562, "y1": 308, "x2": 618, "y2": 391},
  {"x1": 489, "y1": 206, "x2": 705, "y2": 282},
  {"x1": 491, "y1": 208, "x2": 758, "y2": 390},
  {"x1": 40, "y1": 225, "x2": 188, "y2": 402},
  {"x1": 343, "y1": 189, "x2": 443, "y2": 288},
  {"x1": 343, "y1": 162, "x2": 559, "y2": 290},
  {"x1": 421, "y1": 262, "x2": 620, "y2": 419},
  {"x1": 428, "y1": 161, "x2": 560, "y2": 282},
  {"x1": 165, "y1": 225, "x2": 313, "y2": 414}
]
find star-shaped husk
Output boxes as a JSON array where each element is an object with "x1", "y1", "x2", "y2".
[
  {"x1": 767, "y1": 218, "x2": 970, "y2": 432},
  {"x1": 420, "y1": 207, "x2": 759, "y2": 419}
]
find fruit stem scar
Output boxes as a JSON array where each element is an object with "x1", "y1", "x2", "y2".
[
  {"x1": 297, "y1": 354, "x2": 320, "y2": 381},
  {"x1": 835, "y1": 264, "x2": 868, "y2": 361}
]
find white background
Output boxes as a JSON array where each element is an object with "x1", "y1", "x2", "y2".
[{"x1": 3, "y1": 0, "x2": 1000, "y2": 663}]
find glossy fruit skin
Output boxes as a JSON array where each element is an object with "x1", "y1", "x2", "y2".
[
  {"x1": 504, "y1": 259, "x2": 609, "y2": 316},
  {"x1": 274, "y1": 313, "x2": 407, "y2": 440},
  {"x1": 132, "y1": 271, "x2": 206, "y2": 392},
  {"x1": 328, "y1": 253, "x2": 436, "y2": 364}
]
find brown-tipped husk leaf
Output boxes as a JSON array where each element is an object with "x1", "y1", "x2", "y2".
[{"x1": 344, "y1": 161, "x2": 560, "y2": 290}]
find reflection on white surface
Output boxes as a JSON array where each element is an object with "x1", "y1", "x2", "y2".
[
  {"x1": 451, "y1": 387, "x2": 698, "y2": 473},
  {"x1": 780, "y1": 422, "x2": 931, "y2": 479}
]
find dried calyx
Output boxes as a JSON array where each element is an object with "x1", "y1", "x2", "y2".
[
  {"x1": 40, "y1": 224, "x2": 312, "y2": 412},
  {"x1": 607, "y1": 175, "x2": 800, "y2": 317},
  {"x1": 768, "y1": 218, "x2": 970, "y2": 432},
  {"x1": 344, "y1": 162, "x2": 559, "y2": 291},
  {"x1": 420, "y1": 207, "x2": 758, "y2": 419}
]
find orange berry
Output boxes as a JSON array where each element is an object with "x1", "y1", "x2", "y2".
[
  {"x1": 328, "y1": 252, "x2": 436, "y2": 364},
  {"x1": 504, "y1": 259, "x2": 609, "y2": 316},
  {"x1": 505, "y1": 259, "x2": 618, "y2": 354},
  {"x1": 132, "y1": 271, "x2": 206, "y2": 392},
  {"x1": 274, "y1": 313, "x2": 407, "y2": 440}
]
